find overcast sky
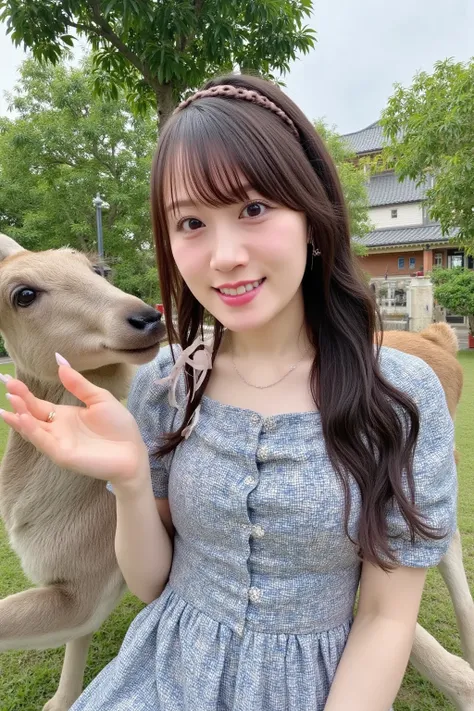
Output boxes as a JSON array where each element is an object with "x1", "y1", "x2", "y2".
[{"x1": 0, "y1": 0, "x2": 473, "y2": 135}]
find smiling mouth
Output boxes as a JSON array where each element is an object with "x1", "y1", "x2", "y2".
[{"x1": 215, "y1": 278, "x2": 265, "y2": 296}]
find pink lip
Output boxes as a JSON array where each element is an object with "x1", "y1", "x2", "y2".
[{"x1": 215, "y1": 279, "x2": 265, "y2": 307}]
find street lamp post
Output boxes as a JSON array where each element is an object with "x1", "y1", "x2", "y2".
[
  {"x1": 92, "y1": 193, "x2": 110, "y2": 260},
  {"x1": 92, "y1": 193, "x2": 110, "y2": 277}
]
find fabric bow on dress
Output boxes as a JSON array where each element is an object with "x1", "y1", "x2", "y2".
[{"x1": 156, "y1": 338, "x2": 213, "y2": 439}]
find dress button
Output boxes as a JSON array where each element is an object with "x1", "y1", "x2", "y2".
[
  {"x1": 250, "y1": 413, "x2": 260, "y2": 426},
  {"x1": 258, "y1": 445, "x2": 269, "y2": 460},
  {"x1": 251, "y1": 524, "x2": 265, "y2": 539},
  {"x1": 235, "y1": 623, "x2": 244, "y2": 636},
  {"x1": 264, "y1": 418, "x2": 276, "y2": 432},
  {"x1": 248, "y1": 586, "x2": 262, "y2": 603},
  {"x1": 244, "y1": 475, "x2": 256, "y2": 486}
]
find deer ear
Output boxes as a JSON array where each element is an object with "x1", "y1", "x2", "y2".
[{"x1": 0, "y1": 234, "x2": 26, "y2": 262}]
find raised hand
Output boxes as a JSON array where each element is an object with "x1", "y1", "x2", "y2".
[{"x1": 0, "y1": 354, "x2": 149, "y2": 486}]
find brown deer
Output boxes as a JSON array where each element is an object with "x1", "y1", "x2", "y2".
[
  {"x1": 0, "y1": 233, "x2": 165, "y2": 710},
  {"x1": 382, "y1": 324, "x2": 474, "y2": 710},
  {"x1": 0, "y1": 233, "x2": 472, "y2": 709}
]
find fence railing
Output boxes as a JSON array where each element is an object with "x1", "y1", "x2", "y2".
[{"x1": 382, "y1": 319, "x2": 409, "y2": 331}]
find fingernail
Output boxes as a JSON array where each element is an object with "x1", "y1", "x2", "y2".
[
  {"x1": 55, "y1": 353, "x2": 71, "y2": 367},
  {"x1": 0, "y1": 408, "x2": 4, "y2": 414},
  {"x1": 5, "y1": 393, "x2": 12, "y2": 400},
  {"x1": 0, "y1": 374, "x2": 12, "y2": 383}
]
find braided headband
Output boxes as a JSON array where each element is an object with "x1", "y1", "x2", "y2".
[{"x1": 173, "y1": 85, "x2": 299, "y2": 140}]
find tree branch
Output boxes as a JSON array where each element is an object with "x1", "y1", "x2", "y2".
[
  {"x1": 44, "y1": 157, "x2": 79, "y2": 169},
  {"x1": 91, "y1": 148, "x2": 118, "y2": 179},
  {"x1": 74, "y1": 1, "x2": 161, "y2": 93},
  {"x1": 178, "y1": 0, "x2": 203, "y2": 53}
]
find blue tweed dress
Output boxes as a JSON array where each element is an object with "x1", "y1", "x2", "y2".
[{"x1": 70, "y1": 343, "x2": 457, "y2": 711}]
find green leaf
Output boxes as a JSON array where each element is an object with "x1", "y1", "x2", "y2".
[
  {"x1": 60, "y1": 34, "x2": 75, "y2": 47},
  {"x1": 0, "y1": 0, "x2": 318, "y2": 129}
]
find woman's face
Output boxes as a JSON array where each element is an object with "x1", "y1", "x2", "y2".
[{"x1": 165, "y1": 176, "x2": 308, "y2": 333}]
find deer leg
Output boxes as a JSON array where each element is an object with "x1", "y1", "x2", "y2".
[
  {"x1": 411, "y1": 623, "x2": 474, "y2": 711},
  {"x1": 0, "y1": 586, "x2": 101, "y2": 711},
  {"x1": 42, "y1": 633, "x2": 94, "y2": 711},
  {"x1": 0, "y1": 584, "x2": 94, "y2": 651},
  {"x1": 438, "y1": 529, "x2": 474, "y2": 668}
]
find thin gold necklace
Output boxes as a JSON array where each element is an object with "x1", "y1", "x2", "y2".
[{"x1": 230, "y1": 344, "x2": 310, "y2": 389}]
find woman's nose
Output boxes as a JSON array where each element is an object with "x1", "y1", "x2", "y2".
[{"x1": 209, "y1": 234, "x2": 249, "y2": 272}]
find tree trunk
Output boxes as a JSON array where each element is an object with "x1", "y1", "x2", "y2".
[{"x1": 155, "y1": 84, "x2": 176, "y2": 134}]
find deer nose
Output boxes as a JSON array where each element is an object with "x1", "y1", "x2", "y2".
[{"x1": 127, "y1": 307, "x2": 162, "y2": 331}]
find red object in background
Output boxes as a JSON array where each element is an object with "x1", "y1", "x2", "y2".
[
  {"x1": 155, "y1": 304, "x2": 164, "y2": 315},
  {"x1": 469, "y1": 333, "x2": 474, "y2": 349}
]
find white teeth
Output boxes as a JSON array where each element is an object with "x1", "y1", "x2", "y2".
[{"x1": 218, "y1": 279, "x2": 263, "y2": 296}]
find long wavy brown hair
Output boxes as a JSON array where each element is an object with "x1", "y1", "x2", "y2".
[{"x1": 150, "y1": 73, "x2": 441, "y2": 569}]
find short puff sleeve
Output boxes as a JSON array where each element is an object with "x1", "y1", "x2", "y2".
[{"x1": 380, "y1": 347, "x2": 457, "y2": 568}]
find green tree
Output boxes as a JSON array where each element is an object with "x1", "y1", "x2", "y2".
[
  {"x1": 430, "y1": 267, "x2": 474, "y2": 335},
  {"x1": 381, "y1": 58, "x2": 474, "y2": 253},
  {"x1": 0, "y1": 56, "x2": 160, "y2": 302},
  {"x1": 0, "y1": 0, "x2": 316, "y2": 129},
  {"x1": 315, "y1": 120, "x2": 371, "y2": 256}
]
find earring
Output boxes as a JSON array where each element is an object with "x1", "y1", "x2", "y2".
[{"x1": 310, "y1": 244, "x2": 321, "y2": 270}]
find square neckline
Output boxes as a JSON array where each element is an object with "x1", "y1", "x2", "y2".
[{"x1": 200, "y1": 393, "x2": 320, "y2": 421}]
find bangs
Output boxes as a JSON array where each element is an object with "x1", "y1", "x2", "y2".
[
  {"x1": 158, "y1": 98, "x2": 307, "y2": 219},
  {"x1": 166, "y1": 138, "x2": 251, "y2": 218}
]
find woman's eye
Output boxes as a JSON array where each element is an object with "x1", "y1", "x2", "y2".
[
  {"x1": 180, "y1": 217, "x2": 204, "y2": 232},
  {"x1": 241, "y1": 202, "x2": 267, "y2": 218}
]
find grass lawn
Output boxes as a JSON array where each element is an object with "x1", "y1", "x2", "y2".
[{"x1": 0, "y1": 352, "x2": 473, "y2": 710}]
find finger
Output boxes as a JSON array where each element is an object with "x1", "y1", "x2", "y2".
[
  {"x1": 57, "y1": 364, "x2": 114, "y2": 408},
  {"x1": 3, "y1": 379, "x2": 56, "y2": 422},
  {"x1": 5, "y1": 393, "x2": 29, "y2": 415},
  {"x1": 0, "y1": 408, "x2": 38, "y2": 445},
  {"x1": 0, "y1": 408, "x2": 22, "y2": 432},
  {"x1": 5, "y1": 393, "x2": 50, "y2": 432},
  {"x1": 11, "y1": 412, "x2": 58, "y2": 457}
]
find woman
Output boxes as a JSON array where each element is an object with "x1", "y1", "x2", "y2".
[{"x1": 0, "y1": 74, "x2": 456, "y2": 710}]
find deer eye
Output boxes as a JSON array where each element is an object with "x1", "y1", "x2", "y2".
[{"x1": 14, "y1": 288, "x2": 37, "y2": 308}]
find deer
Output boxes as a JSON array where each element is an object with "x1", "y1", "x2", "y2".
[
  {"x1": 0, "y1": 232, "x2": 472, "y2": 710},
  {"x1": 0, "y1": 233, "x2": 165, "y2": 710},
  {"x1": 382, "y1": 323, "x2": 474, "y2": 710}
]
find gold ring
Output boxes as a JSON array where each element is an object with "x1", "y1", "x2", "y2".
[{"x1": 46, "y1": 411, "x2": 56, "y2": 423}]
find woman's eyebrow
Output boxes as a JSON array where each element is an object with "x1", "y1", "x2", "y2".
[{"x1": 165, "y1": 198, "x2": 197, "y2": 214}]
